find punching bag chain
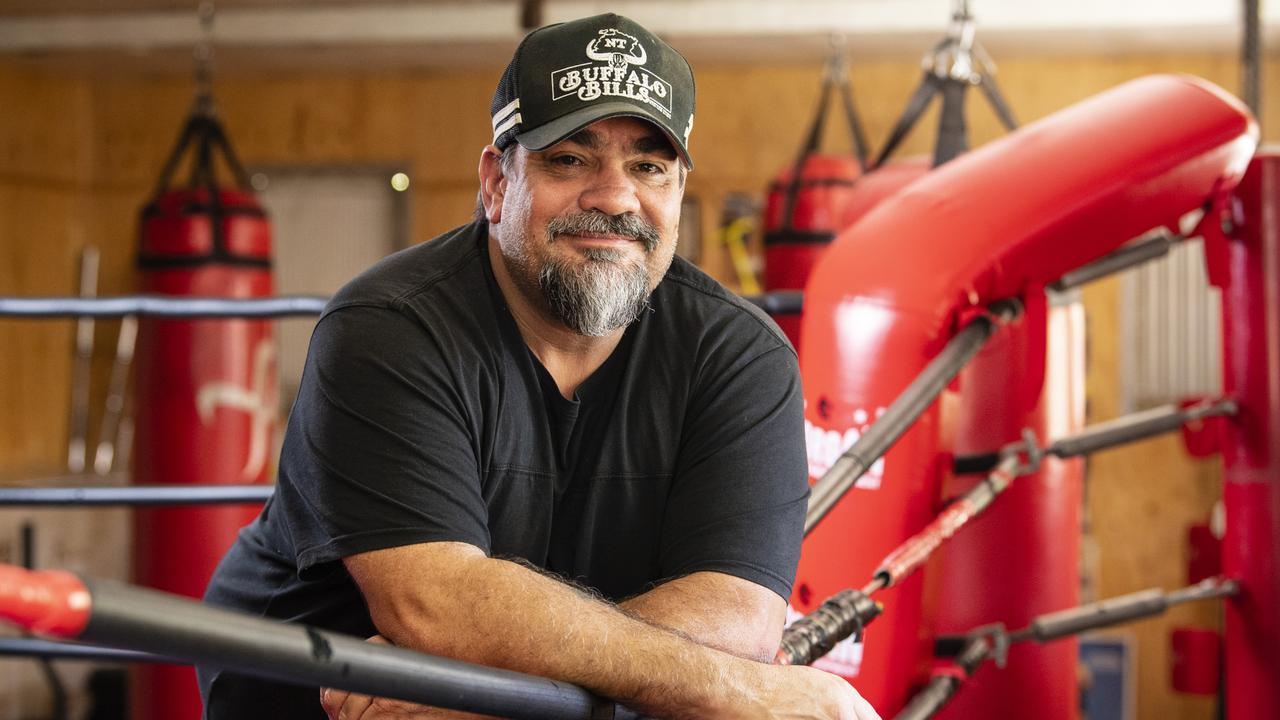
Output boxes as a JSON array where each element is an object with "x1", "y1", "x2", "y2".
[
  {"x1": 871, "y1": 0, "x2": 1018, "y2": 169},
  {"x1": 194, "y1": 1, "x2": 216, "y2": 116}
]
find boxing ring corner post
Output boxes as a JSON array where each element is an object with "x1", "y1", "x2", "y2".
[
  {"x1": 791, "y1": 74, "x2": 1258, "y2": 714},
  {"x1": 1212, "y1": 150, "x2": 1280, "y2": 720}
]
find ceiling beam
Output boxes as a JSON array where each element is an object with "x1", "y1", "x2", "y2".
[{"x1": 0, "y1": 1, "x2": 1272, "y2": 55}]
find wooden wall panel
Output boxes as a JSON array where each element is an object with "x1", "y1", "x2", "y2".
[
  {"x1": 0, "y1": 66, "x2": 92, "y2": 185},
  {"x1": 0, "y1": 186, "x2": 81, "y2": 475},
  {"x1": 0, "y1": 64, "x2": 105, "y2": 717},
  {"x1": 0, "y1": 64, "x2": 93, "y2": 476}
]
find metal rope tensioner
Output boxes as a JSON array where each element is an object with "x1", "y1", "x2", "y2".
[
  {"x1": 777, "y1": 427, "x2": 1041, "y2": 668},
  {"x1": 775, "y1": 588, "x2": 882, "y2": 667}
]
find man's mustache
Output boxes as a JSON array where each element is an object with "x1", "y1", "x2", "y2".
[{"x1": 547, "y1": 212, "x2": 660, "y2": 253}]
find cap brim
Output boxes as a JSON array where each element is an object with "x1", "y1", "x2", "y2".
[{"x1": 514, "y1": 101, "x2": 693, "y2": 170}]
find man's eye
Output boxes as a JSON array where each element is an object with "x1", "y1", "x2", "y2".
[
  {"x1": 635, "y1": 162, "x2": 665, "y2": 174},
  {"x1": 551, "y1": 155, "x2": 584, "y2": 166}
]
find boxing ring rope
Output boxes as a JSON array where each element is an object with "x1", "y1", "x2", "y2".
[
  {"x1": 952, "y1": 399, "x2": 1236, "y2": 474},
  {"x1": 804, "y1": 298, "x2": 1023, "y2": 535},
  {"x1": 0, "y1": 295, "x2": 330, "y2": 319},
  {"x1": 0, "y1": 565, "x2": 640, "y2": 720},
  {"x1": 0, "y1": 484, "x2": 274, "y2": 506},
  {"x1": 1048, "y1": 229, "x2": 1185, "y2": 292},
  {"x1": 0, "y1": 290, "x2": 805, "y2": 319},
  {"x1": 896, "y1": 577, "x2": 1240, "y2": 720}
]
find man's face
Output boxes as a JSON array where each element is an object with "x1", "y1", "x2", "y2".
[{"x1": 487, "y1": 116, "x2": 685, "y2": 337}]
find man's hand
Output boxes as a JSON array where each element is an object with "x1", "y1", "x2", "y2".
[
  {"x1": 321, "y1": 687, "x2": 497, "y2": 720},
  {"x1": 320, "y1": 685, "x2": 423, "y2": 720},
  {"x1": 765, "y1": 665, "x2": 882, "y2": 720}
]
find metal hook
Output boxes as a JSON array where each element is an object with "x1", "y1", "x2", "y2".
[
  {"x1": 967, "y1": 622, "x2": 1009, "y2": 668},
  {"x1": 997, "y1": 428, "x2": 1043, "y2": 478}
]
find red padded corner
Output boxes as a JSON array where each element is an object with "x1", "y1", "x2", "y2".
[{"x1": 0, "y1": 565, "x2": 91, "y2": 638}]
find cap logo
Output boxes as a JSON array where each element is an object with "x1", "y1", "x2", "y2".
[
  {"x1": 552, "y1": 26, "x2": 673, "y2": 119},
  {"x1": 585, "y1": 28, "x2": 648, "y2": 68}
]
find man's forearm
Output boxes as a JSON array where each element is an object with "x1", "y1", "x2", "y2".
[
  {"x1": 349, "y1": 544, "x2": 791, "y2": 719},
  {"x1": 619, "y1": 572, "x2": 785, "y2": 662}
]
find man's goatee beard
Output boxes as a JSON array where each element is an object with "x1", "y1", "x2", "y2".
[{"x1": 540, "y1": 212, "x2": 661, "y2": 337}]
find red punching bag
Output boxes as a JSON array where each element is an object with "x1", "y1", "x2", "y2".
[
  {"x1": 131, "y1": 100, "x2": 275, "y2": 719},
  {"x1": 761, "y1": 50, "x2": 870, "y2": 351},
  {"x1": 763, "y1": 154, "x2": 864, "y2": 293}
]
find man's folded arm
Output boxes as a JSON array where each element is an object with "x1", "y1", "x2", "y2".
[
  {"x1": 618, "y1": 571, "x2": 786, "y2": 663},
  {"x1": 342, "y1": 541, "x2": 862, "y2": 720}
]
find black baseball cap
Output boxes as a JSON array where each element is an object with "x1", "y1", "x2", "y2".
[{"x1": 490, "y1": 13, "x2": 695, "y2": 169}]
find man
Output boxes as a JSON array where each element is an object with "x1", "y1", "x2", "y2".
[{"x1": 199, "y1": 13, "x2": 878, "y2": 720}]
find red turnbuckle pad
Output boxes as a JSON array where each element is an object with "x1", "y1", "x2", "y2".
[{"x1": 0, "y1": 564, "x2": 91, "y2": 638}]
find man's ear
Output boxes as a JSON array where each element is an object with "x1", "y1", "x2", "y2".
[{"x1": 478, "y1": 145, "x2": 508, "y2": 224}]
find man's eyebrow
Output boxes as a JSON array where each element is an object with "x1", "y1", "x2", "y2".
[
  {"x1": 562, "y1": 128, "x2": 601, "y2": 150},
  {"x1": 633, "y1": 134, "x2": 677, "y2": 159}
]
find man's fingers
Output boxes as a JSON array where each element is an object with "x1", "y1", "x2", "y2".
[
  {"x1": 321, "y1": 685, "x2": 379, "y2": 720},
  {"x1": 317, "y1": 636, "x2": 394, "y2": 719},
  {"x1": 321, "y1": 686, "x2": 345, "y2": 719},
  {"x1": 340, "y1": 692, "x2": 380, "y2": 720}
]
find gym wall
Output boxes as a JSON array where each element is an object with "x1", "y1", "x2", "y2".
[{"x1": 1, "y1": 49, "x2": 1277, "y2": 718}]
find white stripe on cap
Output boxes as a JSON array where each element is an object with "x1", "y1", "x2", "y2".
[
  {"x1": 493, "y1": 113, "x2": 522, "y2": 142},
  {"x1": 491, "y1": 98, "x2": 521, "y2": 130}
]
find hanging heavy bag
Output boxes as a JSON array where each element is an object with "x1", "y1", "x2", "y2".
[
  {"x1": 130, "y1": 96, "x2": 275, "y2": 720},
  {"x1": 761, "y1": 49, "x2": 870, "y2": 350}
]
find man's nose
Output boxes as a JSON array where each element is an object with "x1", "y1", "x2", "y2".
[{"x1": 578, "y1": 164, "x2": 641, "y2": 217}]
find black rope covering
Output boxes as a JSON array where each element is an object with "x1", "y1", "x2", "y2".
[{"x1": 776, "y1": 589, "x2": 882, "y2": 666}]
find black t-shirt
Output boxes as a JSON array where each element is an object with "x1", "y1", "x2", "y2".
[{"x1": 199, "y1": 220, "x2": 808, "y2": 717}]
